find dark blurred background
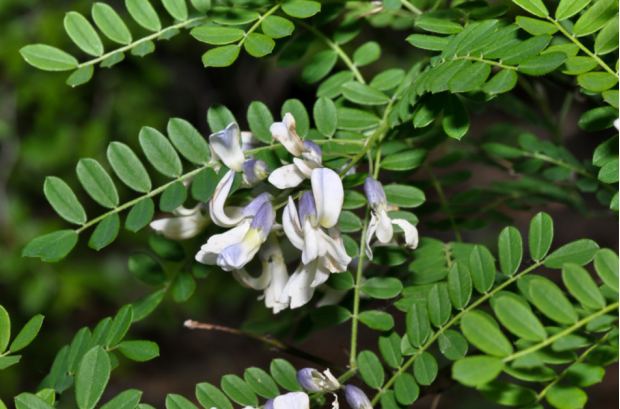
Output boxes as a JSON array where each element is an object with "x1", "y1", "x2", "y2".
[{"x1": 0, "y1": 0, "x2": 617, "y2": 407}]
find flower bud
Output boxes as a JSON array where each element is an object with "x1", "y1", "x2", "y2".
[
  {"x1": 242, "y1": 159, "x2": 271, "y2": 186},
  {"x1": 297, "y1": 368, "x2": 340, "y2": 392},
  {"x1": 363, "y1": 177, "x2": 387, "y2": 210},
  {"x1": 345, "y1": 385, "x2": 373, "y2": 409}
]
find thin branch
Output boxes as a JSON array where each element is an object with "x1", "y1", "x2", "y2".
[
  {"x1": 238, "y1": 4, "x2": 282, "y2": 47},
  {"x1": 184, "y1": 320, "x2": 346, "y2": 371},
  {"x1": 73, "y1": 139, "x2": 364, "y2": 234},
  {"x1": 502, "y1": 302, "x2": 619, "y2": 363},
  {"x1": 77, "y1": 16, "x2": 208, "y2": 69},
  {"x1": 547, "y1": 17, "x2": 618, "y2": 78},
  {"x1": 400, "y1": 0, "x2": 423, "y2": 15},
  {"x1": 292, "y1": 19, "x2": 367, "y2": 84},
  {"x1": 349, "y1": 206, "x2": 371, "y2": 369},
  {"x1": 371, "y1": 261, "x2": 544, "y2": 405},
  {"x1": 453, "y1": 55, "x2": 518, "y2": 70},
  {"x1": 536, "y1": 332, "x2": 611, "y2": 403}
]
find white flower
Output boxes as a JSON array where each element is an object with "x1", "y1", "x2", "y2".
[
  {"x1": 209, "y1": 169, "x2": 245, "y2": 228},
  {"x1": 270, "y1": 113, "x2": 306, "y2": 156},
  {"x1": 283, "y1": 169, "x2": 351, "y2": 270},
  {"x1": 232, "y1": 234, "x2": 290, "y2": 313},
  {"x1": 615, "y1": 118, "x2": 619, "y2": 131},
  {"x1": 278, "y1": 169, "x2": 351, "y2": 309},
  {"x1": 363, "y1": 177, "x2": 419, "y2": 260},
  {"x1": 269, "y1": 140, "x2": 323, "y2": 189},
  {"x1": 273, "y1": 392, "x2": 310, "y2": 409},
  {"x1": 209, "y1": 122, "x2": 245, "y2": 172},
  {"x1": 149, "y1": 204, "x2": 209, "y2": 240},
  {"x1": 196, "y1": 193, "x2": 274, "y2": 271}
]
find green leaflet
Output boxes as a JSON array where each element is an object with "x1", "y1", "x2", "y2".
[
  {"x1": 244, "y1": 33, "x2": 275, "y2": 58},
  {"x1": 453, "y1": 356, "x2": 504, "y2": 386},
  {"x1": 357, "y1": 350, "x2": 384, "y2": 389},
  {"x1": 126, "y1": 0, "x2": 161, "y2": 31},
  {"x1": 341, "y1": 81, "x2": 390, "y2": 105},
  {"x1": 562, "y1": 263, "x2": 606, "y2": 310},
  {"x1": 22, "y1": 230, "x2": 79, "y2": 262},
  {"x1": 139, "y1": 127, "x2": 183, "y2": 178},
  {"x1": 162, "y1": 0, "x2": 188, "y2": 21},
  {"x1": 461, "y1": 311, "x2": 514, "y2": 357},
  {"x1": 9, "y1": 315, "x2": 44, "y2": 353},
  {"x1": 196, "y1": 383, "x2": 234, "y2": 409},
  {"x1": 529, "y1": 212, "x2": 553, "y2": 261},
  {"x1": 544, "y1": 239, "x2": 600, "y2": 268},
  {"x1": 44, "y1": 177, "x2": 87, "y2": 225},
  {"x1": 89, "y1": 213, "x2": 120, "y2": 250},
  {"x1": 353, "y1": 41, "x2": 381, "y2": 66},
  {"x1": 493, "y1": 295, "x2": 547, "y2": 341},
  {"x1": 191, "y1": 27, "x2": 244, "y2": 45},
  {"x1": 92, "y1": 3, "x2": 132, "y2": 44},
  {"x1": 573, "y1": 0, "x2": 618, "y2": 36},
  {"x1": 556, "y1": 0, "x2": 591, "y2": 20},
  {"x1": 77, "y1": 159, "x2": 119, "y2": 209},
  {"x1": 75, "y1": 347, "x2": 111, "y2": 409},
  {"x1": 529, "y1": 277, "x2": 578, "y2": 324},
  {"x1": 64, "y1": 11, "x2": 104, "y2": 56},
  {"x1": 469, "y1": 245, "x2": 496, "y2": 293},
  {"x1": 313, "y1": 97, "x2": 337, "y2": 137},
  {"x1": 498, "y1": 226, "x2": 523, "y2": 276},
  {"x1": 202, "y1": 45, "x2": 241, "y2": 67},
  {"x1": 510, "y1": 0, "x2": 549, "y2": 17},
  {"x1": 107, "y1": 142, "x2": 152, "y2": 193}
]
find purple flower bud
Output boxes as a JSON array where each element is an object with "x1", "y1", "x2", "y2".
[
  {"x1": 345, "y1": 385, "x2": 373, "y2": 409},
  {"x1": 250, "y1": 202, "x2": 276, "y2": 235},
  {"x1": 302, "y1": 140, "x2": 323, "y2": 163},
  {"x1": 264, "y1": 399, "x2": 274, "y2": 409},
  {"x1": 296, "y1": 368, "x2": 323, "y2": 392},
  {"x1": 363, "y1": 177, "x2": 386, "y2": 208},
  {"x1": 298, "y1": 191, "x2": 317, "y2": 223},
  {"x1": 242, "y1": 159, "x2": 271, "y2": 186},
  {"x1": 243, "y1": 193, "x2": 272, "y2": 218}
]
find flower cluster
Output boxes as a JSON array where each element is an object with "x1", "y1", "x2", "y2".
[
  {"x1": 151, "y1": 114, "x2": 419, "y2": 312},
  {"x1": 231, "y1": 367, "x2": 373, "y2": 409}
]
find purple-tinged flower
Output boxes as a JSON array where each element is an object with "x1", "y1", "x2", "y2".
[
  {"x1": 363, "y1": 177, "x2": 419, "y2": 260},
  {"x1": 209, "y1": 122, "x2": 245, "y2": 172},
  {"x1": 345, "y1": 385, "x2": 373, "y2": 409}
]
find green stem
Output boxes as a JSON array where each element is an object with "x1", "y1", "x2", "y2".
[
  {"x1": 524, "y1": 151, "x2": 615, "y2": 192},
  {"x1": 371, "y1": 261, "x2": 544, "y2": 405},
  {"x1": 75, "y1": 139, "x2": 364, "y2": 234},
  {"x1": 503, "y1": 302, "x2": 619, "y2": 363},
  {"x1": 400, "y1": 0, "x2": 423, "y2": 15},
  {"x1": 349, "y1": 206, "x2": 371, "y2": 368},
  {"x1": 238, "y1": 4, "x2": 282, "y2": 47},
  {"x1": 453, "y1": 55, "x2": 518, "y2": 70},
  {"x1": 77, "y1": 16, "x2": 208, "y2": 68},
  {"x1": 424, "y1": 163, "x2": 462, "y2": 243},
  {"x1": 547, "y1": 17, "x2": 619, "y2": 78},
  {"x1": 339, "y1": 98, "x2": 396, "y2": 176},
  {"x1": 293, "y1": 19, "x2": 366, "y2": 84},
  {"x1": 536, "y1": 332, "x2": 611, "y2": 402}
]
